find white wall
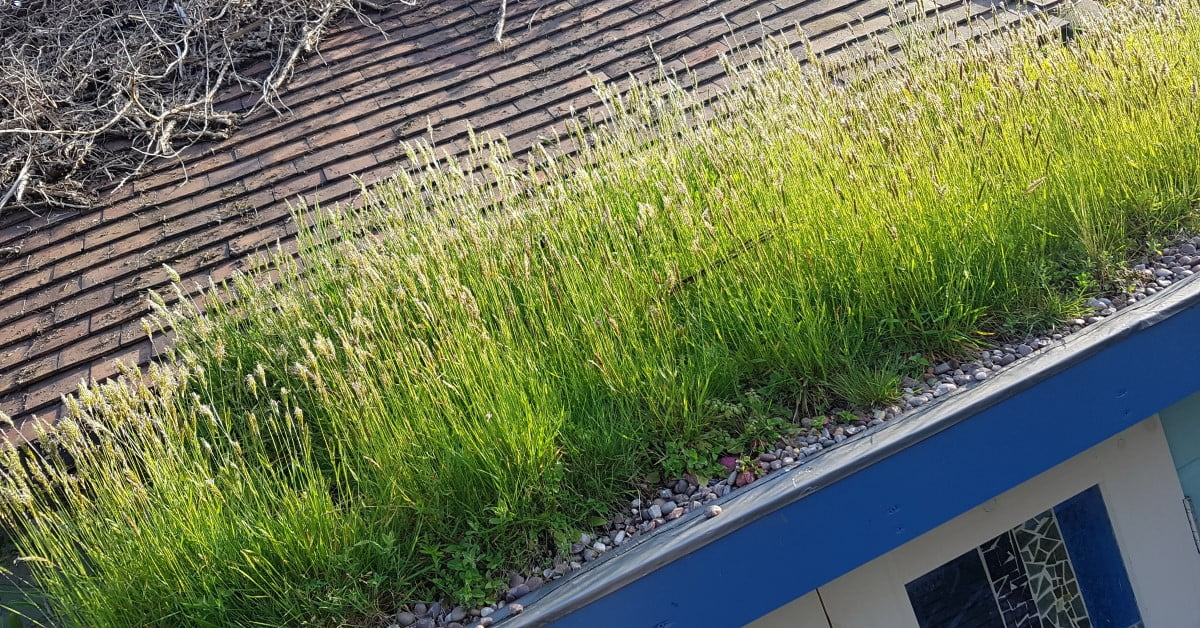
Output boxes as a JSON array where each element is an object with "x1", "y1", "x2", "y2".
[{"x1": 752, "y1": 415, "x2": 1200, "y2": 627}]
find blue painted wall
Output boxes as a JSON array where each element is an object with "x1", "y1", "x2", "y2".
[{"x1": 556, "y1": 298, "x2": 1200, "y2": 627}]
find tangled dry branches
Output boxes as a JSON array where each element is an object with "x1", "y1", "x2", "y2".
[{"x1": 0, "y1": 0, "x2": 382, "y2": 214}]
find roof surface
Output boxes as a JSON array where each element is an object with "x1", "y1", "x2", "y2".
[{"x1": 0, "y1": 0, "x2": 1049, "y2": 433}]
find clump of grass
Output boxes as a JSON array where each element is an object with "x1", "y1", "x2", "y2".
[{"x1": 3, "y1": 2, "x2": 1200, "y2": 623}]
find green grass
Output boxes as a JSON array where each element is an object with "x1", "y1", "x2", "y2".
[{"x1": 3, "y1": 2, "x2": 1200, "y2": 624}]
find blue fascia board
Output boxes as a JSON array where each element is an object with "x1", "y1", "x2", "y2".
[{"x1": 521, "y1": 280, "x2": 1200, "y2": 628}]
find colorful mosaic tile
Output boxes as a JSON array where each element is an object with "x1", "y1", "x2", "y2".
[{"x1": 906, "y1": 485, "x2": 1142, "y2": 628}]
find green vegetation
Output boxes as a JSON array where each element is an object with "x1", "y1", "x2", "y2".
[{"x1": 3, "y1": 2, "x2": 1200, "y2": 624}]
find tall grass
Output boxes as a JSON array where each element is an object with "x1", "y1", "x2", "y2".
[{"x1": 3, "y1": 2, "x2": 1200, "y2": 624}]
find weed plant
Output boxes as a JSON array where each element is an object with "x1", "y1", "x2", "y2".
[{"x1": 2, "y1": 2, "x2": 1199, "y2": 624}]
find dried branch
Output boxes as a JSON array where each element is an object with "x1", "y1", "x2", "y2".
[
  {"x1": 0, "y1": 0, "x2": 388, "y2": 214},
  {"x1": 494, "y1": 0, "x2": 507, "y2": 43}
]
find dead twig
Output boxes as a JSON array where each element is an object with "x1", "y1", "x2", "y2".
[
  {"x1": 0, "y1": 0, "x2": 389, "y2": 215},
  {"x1": 494, "y1": 0, "x2": 507, "y2": 43}
]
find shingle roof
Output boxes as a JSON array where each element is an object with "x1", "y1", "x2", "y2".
[{"x1": 0, "y1": 0, "x2": 1056, "y2": 437}]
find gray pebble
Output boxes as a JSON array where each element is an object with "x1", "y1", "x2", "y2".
[
  {"x1": 1155, "y1": 267, "x2": 1174, "y2": 278},
  {"x1": 396, "y1": 612, "x2": 417, "y2": 627},
  {"x1": 478, "y1": 619, "x2": 493, "y2": 627},
  {"x1": 998, "y1": 353, "x2": 1016, "y2": 366},
  {"x1": 508, "y1": 603, "x2": 524, "y2": 615},
  {"x1": 933, "y1": 362, "x2": 952, "y2": 375},
  {"x1": 630, "y1": 498, "x2": 642, "y2": 509},
  {"x1": 415, "y1": 620, "x2": 434, "y2": 628},
  {"x1": 582, "y1": 549, "x2": 598, "y2": 561},
  {"x1": 706, "y1": 504, "x2": 723, "y2": 518},
  {"x1": 526, "y1": 577, "x2": 544, "y2": 592},
  {"x1": 973, "y1": 370, "x2": 988, "y2": 381},
  {"x1": 1016, "y1": 344, "x2": 1033, "y2": 357},
  {"x1": 592, "y1": 541, "x2": 607, "y2": 553},
  {"x1": 660, "y1": 501, "x2": 676, "y2": 514},
  {"x1": 769, "y1": 460, "x2": 782, "y2": 470},
  {"x1": 450, "y1": 607, "x2": 467, "y2": 622},
  {"x1": 1183, "y1": 243, "x2": 1198, "y2": 255},
  {"x1": 506, "y1": 584, "x2": 530, "y2": 601},
  {"x1": 480, "y1": 607, "x2": 494, "y2": 618},
  {"x1": 613, "y1": 530, "x2": 626, "y2": 546},
  {"x1": 933, "y1": 383, "x2": 956, "y2": 397},
  {"x1": 674, "y1": 479, "x2": 689, "y2": 493},
  {"x1": 665, "y1": 507, "x2": 684, "y2": 521}
]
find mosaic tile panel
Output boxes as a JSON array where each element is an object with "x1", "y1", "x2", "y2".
[
  {"x1": 981, "y1": 530, "x2": 1043, "y2": 628},
  {"x1": 906, "y1": 485, "x2": 1142, "y2": 628},
  {"x1": 1012, "y1": 511, "x2": 1090, "y2": 627},
  {"x1": 906, "y1": 549, "x2": 1004, "y2": 627}
]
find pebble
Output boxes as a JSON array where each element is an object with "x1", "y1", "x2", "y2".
[
  {"x1": 506, "y1": 584, "x2": 530, "y2": 602},
  {"x1": 415, "y1": 620, "x2": 434, "y2": 628},
  {"x1": 508, "y1": 603, "x2": 524, "y2": 615},
  {"x1": 665, "y1": 507, "x2": 684, "y2": 521},
  {"x1": 480, "y1": 607, "x2": 494, "y2": 618},
  {"x1": 526, "y1": 577, "x2": 544, "y2": 592},
  {"x1": 396, "y1": 612, "x2": 417, "y2": 627},
  {"x1": 450, "y1": 607, "x2": 467, "y2": 622},
  {"x1": 613, "y1": 530, "x2": 626, "y2": 546},
  {"x1": 673, "y1": 479, "x2": 690, "y2": 493},
  {"x1": 592, "y1": 541, "x2": 607, "y2": 553},
  {"x1": 932, "y1": 383, "x2": 956, "y2": 397},
  {"x1": 973, "y1": 370, "x2": 988, "y2": 381},
  {"x1": 582, "y1": 549, "x2": 598, "y2": 561},
  {"x1": 660, "y1": 501, "x2": 677, "y2": 514},
  {"x1": 646, "y1": 504, "x2": 663, "y2": 520},
  {"x1": 706, "y1": 504, "x2": 723, "y2": 518},
  {"x1": 478, "y1": 619, "x2": 494, "y2": 627}
]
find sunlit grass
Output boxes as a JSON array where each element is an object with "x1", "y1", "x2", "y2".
[{"x1": 2, "y1": 2, "x2": 1199, "y2": 624}]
